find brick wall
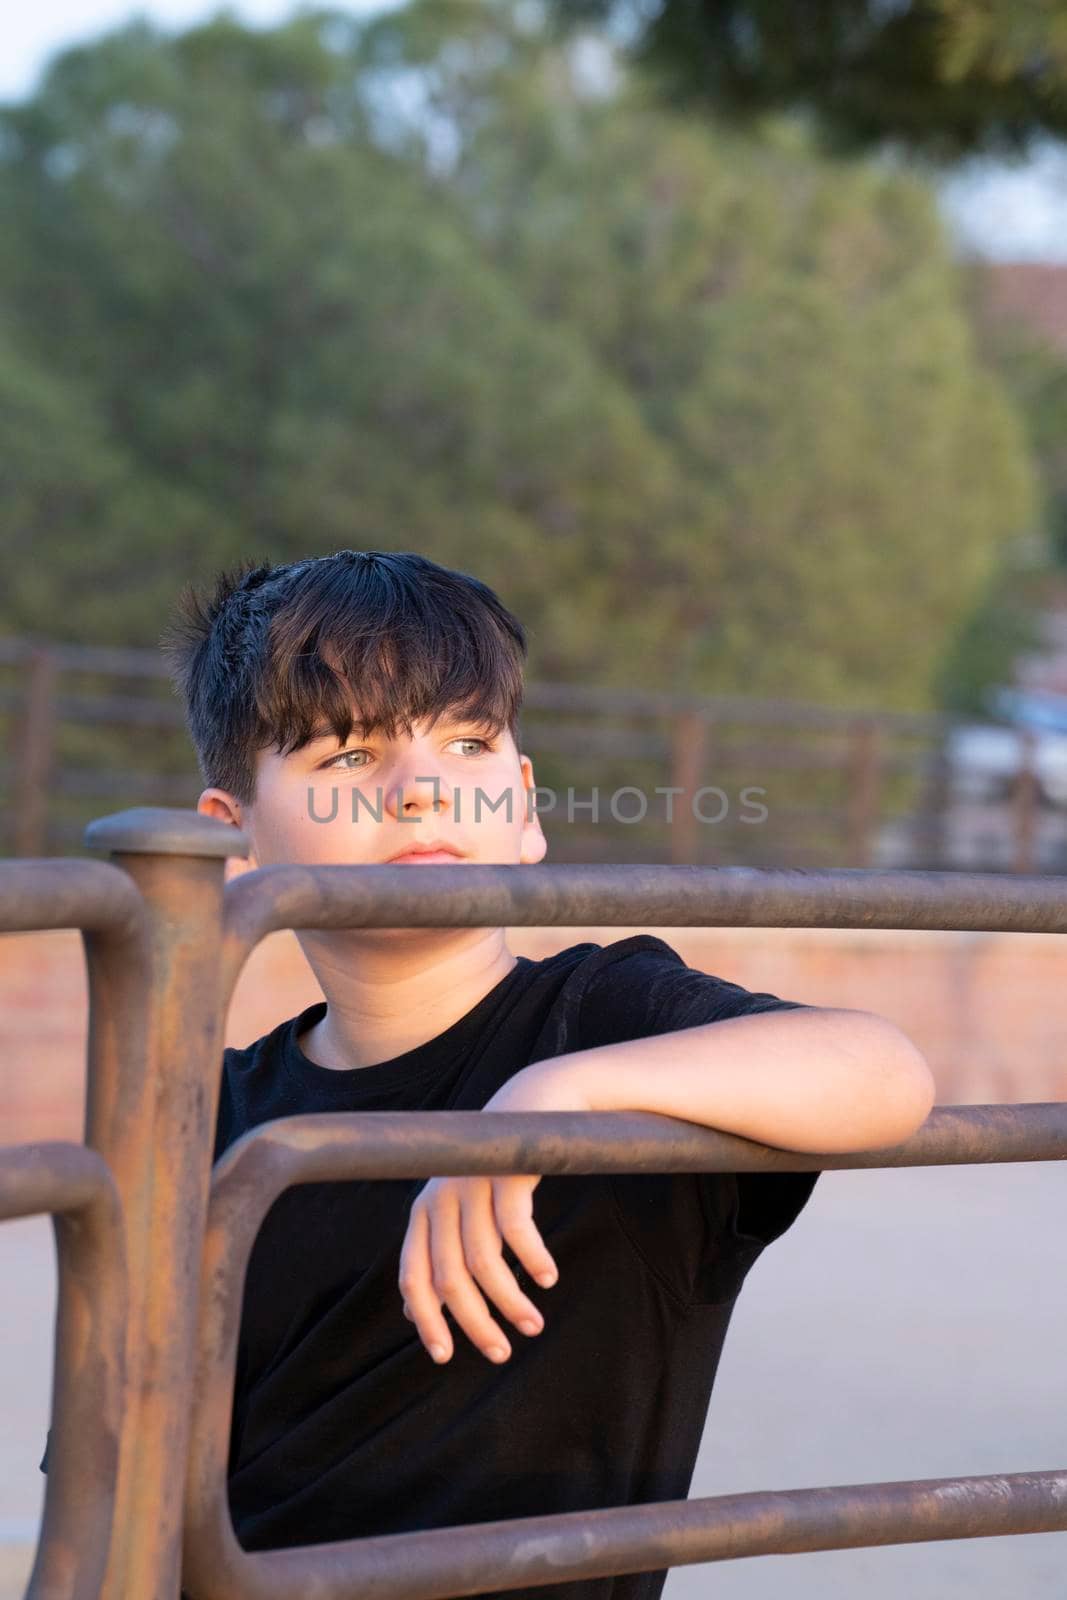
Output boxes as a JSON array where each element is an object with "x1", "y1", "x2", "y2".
[{"x1": 1, "y1": 923, "x2": 1063, "y2": 1145}]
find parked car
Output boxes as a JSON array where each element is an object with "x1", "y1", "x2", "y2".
[{"x1": 987, "y1": 686, "x2": 1067, "y2": 734}]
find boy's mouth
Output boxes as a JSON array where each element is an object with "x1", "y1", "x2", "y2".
[{"x1": 384, "y1": 843, "x2": 467, "y2": 863}]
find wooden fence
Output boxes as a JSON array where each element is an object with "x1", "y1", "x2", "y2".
[{"x1": 0, "y1": 634, "x2": 1056, "y2": 871}]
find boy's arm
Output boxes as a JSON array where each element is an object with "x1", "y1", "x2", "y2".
[
  {"x1": 501, "y1": 1005, "x2": 935, "y2": 1154},
  {"x1": 398, "y1": 1007, "x2": 934, "y2": 1368}
]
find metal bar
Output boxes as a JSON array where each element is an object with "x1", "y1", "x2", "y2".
[
  {"x1": 182, "y1": 1106, "x2": 1067, "y2": 1600},
  {"x1": 72, "y1": 809, "x2": 250, "y2": 1600},
  {"x1": 0, "y1": 1142, "x2": 127, "y2": 1600},
  {"x1": 0, "y1": 858, "x2": 145, "y2": 937},
  {"x1": 201, "y1": 1467, "x2": 1067, "y2": 1600},
  {"x1": 215, "y1": 859, "x2": 1067, "y2": 1049},
  {"x1": 9, "y1": 810, "x2": 1067, "y2": 1598},
  {"x1": 218, "y1": 859, "x2": 1067, "y2": 1013},
  {"x1": 0, "y1": 852, "x2": 153, "y2": 1598}
]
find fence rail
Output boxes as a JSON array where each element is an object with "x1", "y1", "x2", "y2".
[
  {"x1": 1, "y1": 632, "x2": 1057, "y2": 871},
  {"x1": 1, "y1": 806, "x2": 1065, "y2": 1598}
]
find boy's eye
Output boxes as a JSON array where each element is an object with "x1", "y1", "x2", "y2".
[{"x1": 318, "y1": 736, "x2": 495, "y2": 772}]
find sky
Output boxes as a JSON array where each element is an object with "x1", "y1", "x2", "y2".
[
  {"x1": 3, "y1": 0, "x2": 1067, "y2": 263},
  {"x1": 0, "y1": 0, "x2": 394, "y2": 99},
  {"x1": 940, "y1": 140, "x2": 1067, "y2": 263}
]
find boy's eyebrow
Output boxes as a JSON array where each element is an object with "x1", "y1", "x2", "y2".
[
  {"x1": 307, "y1": 710, "x2": 499, "y2": 746},
  {"x1": 304, "y1": 711, "x2": 490, "y2": 752},
  {"x1": 307, "y1": 720, "x2": 368, "y2": 746},
  {"x1": 300, "y1": 713, "x2": 467, "y2": 748}
]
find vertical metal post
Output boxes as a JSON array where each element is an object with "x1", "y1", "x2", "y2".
[
  {"x1": 921, "y1": 732, "x2": 952, "y2": 870},
  {"x1": 11, "y1": 643, "x2": 58, "y2": 857},
  {"x1": 847, "y1": 718, "x2": 882, "y2": 867},
  {"x1": 82, "y1": 807, "x2": 249, "y2": 1600},
  {"x1": 1013, "y1": 729, "x2": 1038, "y2": 874},
  {"x1": 669, "y1": 711, "x2": 710, "y2": 864}
]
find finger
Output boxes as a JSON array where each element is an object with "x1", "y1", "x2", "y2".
[
  {"x1": 493, "y1": 1175, "x2": 558, "y2": 1290},
  {"x1": 398, "y1": 1203, "x2": 454, "y2": 1363},
  {"x1": 429, "y1": 1181, "x2": 513, "y2": 1364},
  {"x1": 462, "y1": 1178, "x2": 548, "y2": 1339}
]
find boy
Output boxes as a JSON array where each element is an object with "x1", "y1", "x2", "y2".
[{"x1": 43, "y1": 548, "x2": 934, "y2": 1600}]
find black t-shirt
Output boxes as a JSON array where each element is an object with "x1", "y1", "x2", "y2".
[{"x1": 41, "y1": 935, "x2": 820, "y2": 1600}]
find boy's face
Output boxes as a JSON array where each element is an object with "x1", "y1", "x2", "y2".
[{"x1": 199, "y1": 707, "x2": 548, "y2": 878}]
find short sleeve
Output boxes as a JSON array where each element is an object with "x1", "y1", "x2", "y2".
[{"x1": 577, "y1": 935, "x2": 822, "y2": 1307}]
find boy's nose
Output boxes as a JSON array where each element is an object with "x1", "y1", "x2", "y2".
[{"x1": 384, "y1": 766, "x2": 454, "y2": 817}]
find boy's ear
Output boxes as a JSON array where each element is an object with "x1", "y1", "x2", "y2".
[
  {"x1": 197, "y1": 790, "x2": 260, "y2": 877},
  {"x1": 517, "y1": 753, "x2": 548, "y2": 865}
]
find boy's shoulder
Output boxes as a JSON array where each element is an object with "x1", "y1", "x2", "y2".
[
  {"x1": 569, "y1": 932, "x2": 683, "y2": 979},
  {"x1": 575, "y1": 933, "x2": 810, "y2": 1049},
  {"x1": 221, "y1": 1004, "x2": 311, "y2": 1073}
]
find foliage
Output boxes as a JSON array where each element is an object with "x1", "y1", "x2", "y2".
[
  {"x1": 545, "y1": 0, "x2": 1067, "y2": 159},
  {"x1": 0, "y1": 0, "x2": 1037, "y2": 718}
]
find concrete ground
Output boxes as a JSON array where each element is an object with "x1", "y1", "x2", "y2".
[{"x1": 2, "y1": 1159, "x2": 1065, "y2": 1599}]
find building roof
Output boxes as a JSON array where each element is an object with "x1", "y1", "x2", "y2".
[{"x1": 982, "y1": 261, "x2": 1067, "y2": 355}]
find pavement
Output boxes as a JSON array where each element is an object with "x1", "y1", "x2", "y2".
[{"x1": 1, "y1": 1158, "x2": 1065, "y2": 1599}]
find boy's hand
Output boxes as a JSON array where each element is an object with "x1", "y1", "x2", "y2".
[{"x1": 398, "y1": 1063, "x2": 586, "y2": 1366}]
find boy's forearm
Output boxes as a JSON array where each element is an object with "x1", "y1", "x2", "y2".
[{"x1": 523, "y1": 1008, "x2": 936, "y2": 1155}]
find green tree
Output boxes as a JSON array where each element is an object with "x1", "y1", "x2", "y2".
[
  {"x1": 964, "y1": 265, "x2": 1067, "y2": 567},
  {"x1": 359, "y1": 0, "x2": 1037, "y2": 706},
  {"x1": 545, "y1": 0, "x2": 1067, "y2": 158},
  {"x1": 0, "y1": 0, "x2": 1038, "y2": 715},
  {"x1": 0, "y1": 12, "x2": 700, "y2": 680}
]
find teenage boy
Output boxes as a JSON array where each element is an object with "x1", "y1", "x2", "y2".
[{"x1": 44, "y1": 548, "x2": 935, "y2": 1600}]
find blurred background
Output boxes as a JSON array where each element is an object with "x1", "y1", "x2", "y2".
[{"x1": 2, "y1": 2, "x2": 1067, "y2": 1596}]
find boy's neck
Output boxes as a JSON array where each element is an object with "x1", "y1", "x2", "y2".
[{"x1": 293, "y1": 928, "x2": 519, "y2": 1071}]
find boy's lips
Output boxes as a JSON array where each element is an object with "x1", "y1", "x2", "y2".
[{"x1": 384, "y1": 842, "x2": 467, "y2": 863}]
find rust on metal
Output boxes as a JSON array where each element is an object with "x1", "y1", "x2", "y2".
[
  {"x1": 0, "y1": 1142, "x2": 126, "y2": 1600},
  {"x1": 2, "y1": 806, "x2": 1067, "y2": 1600},
  {"x1": 78, "y1": 811, "x2": 247, "y2": 1600},
  {"x1": 187, "y1": 1466, "x2": 1067, "y2": 1600},
  {"x1": 0, "y1": 857, "x2": 145, "y2": 940},
  {"x1": 182, "y1": 1103, "x2": 1067, "y2": 1600}
]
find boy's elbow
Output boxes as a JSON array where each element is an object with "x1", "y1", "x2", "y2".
[
  {"x1": 864, "y1": 1014, "x2": 937, "y2": 1142},
  {"x1": 895, "y1": 1061, "x2": 937, "y2": 1142}
]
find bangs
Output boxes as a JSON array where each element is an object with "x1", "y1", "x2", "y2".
[{"x1": 250, "y1": 552, "x2": 525, "y2": 759}]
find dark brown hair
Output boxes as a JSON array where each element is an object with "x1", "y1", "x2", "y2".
[{"x1": 159, "y1": 549, "x2": 528, "y2": 806}]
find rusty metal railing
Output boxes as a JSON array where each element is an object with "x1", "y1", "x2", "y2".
[{"x1": 3, "y1": 805, "x2": 1067, "y2": 1600}]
